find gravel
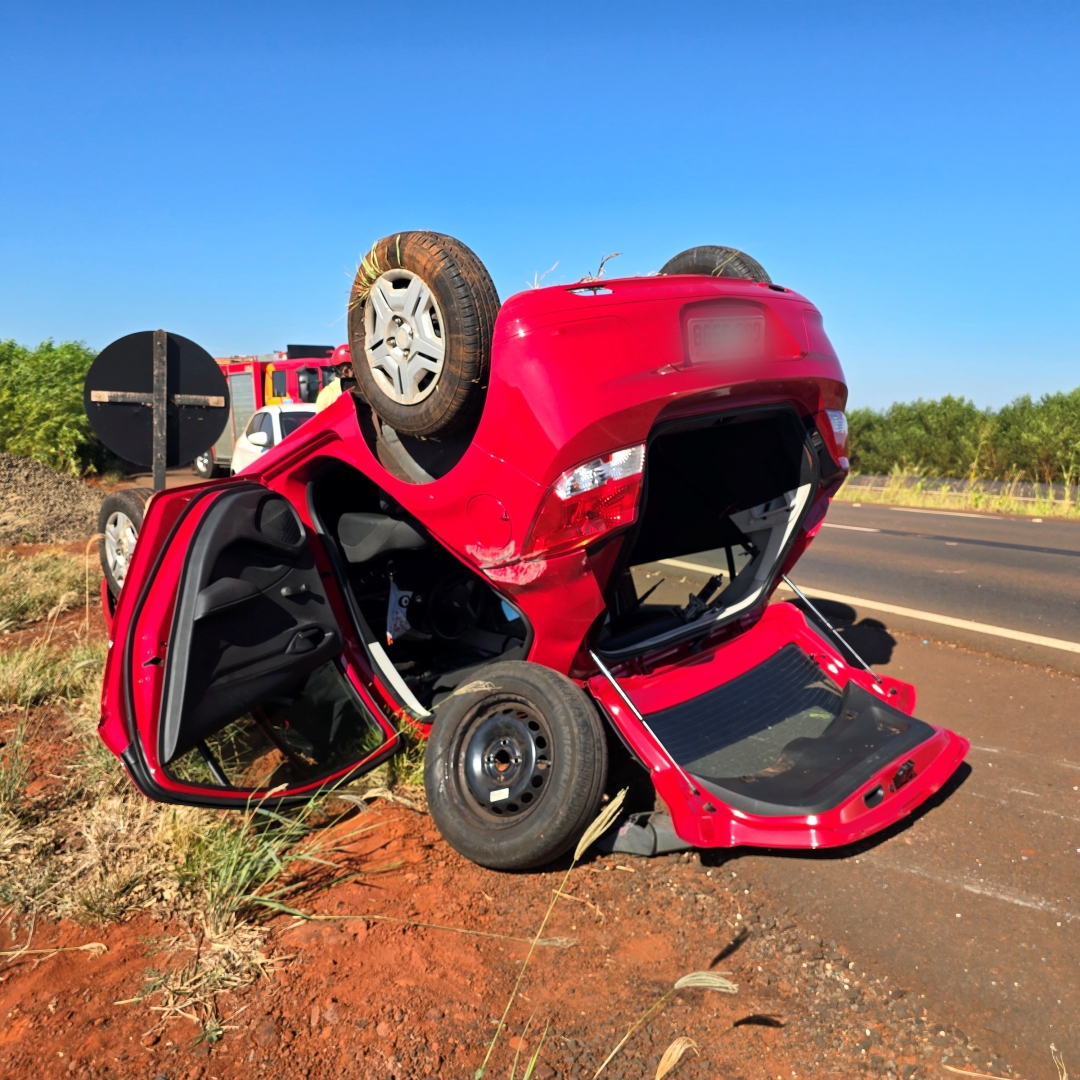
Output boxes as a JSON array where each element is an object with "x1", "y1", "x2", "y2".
[{"x1": 0, "y1": 454, "x2": 104, "y2": 545}]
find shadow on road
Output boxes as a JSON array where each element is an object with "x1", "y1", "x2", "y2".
[{"x1": 784, "y1": 597, "x2": 898, "y2": 665}]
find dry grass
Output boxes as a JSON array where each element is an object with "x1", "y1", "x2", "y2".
[
  {"x1": 655, "y1": 1037, "x2": 698, "y2": 1079},
  {"x1": 593, "y1": 972, "x2": 736, "y2": 1078},
  {"x1": 477, "y1": 789, "x2": 629, "y2": 1079},
  {"x1": 0, "y1": 548, "x2": 88, "y2": 630},
  {"x1": 347, "y1": 237, "x2": 391, "y2": 313},
  {"x1": 834, "y1": 470, "x2": 1080, "y2": 519},
  {"x1": 0, "y1": 636, "x2": 104, "y2": 712}
]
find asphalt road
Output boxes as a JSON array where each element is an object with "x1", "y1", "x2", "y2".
[
  {"x1": 792, "y1": 502, "x2": 1080, "y2": 674},
  {"x1": 635, "y1": 506, "x2": 1080, "y2": 1079}
]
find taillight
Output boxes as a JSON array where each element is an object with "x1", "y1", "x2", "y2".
[
  {"x1": 521, "y1": 445, "x2": 645, "y2": 560},
  {"x1": 825, "y1": 410, "x2": 848, "y2": 453}
]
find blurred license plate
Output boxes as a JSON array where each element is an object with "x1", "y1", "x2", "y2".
[{"x1": 687, "y1": 314, "x2": 765, "y2": 363}]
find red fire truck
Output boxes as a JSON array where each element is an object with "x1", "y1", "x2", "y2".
[{"x1": 193, "y1": 344, "x2": 348, "y2": 476}]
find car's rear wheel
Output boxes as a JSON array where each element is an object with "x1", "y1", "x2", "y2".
[
  {"x1": 660, "y1": 245, "x2": 771, "y2": 283},
  {"x1": 424, "y1": 661, "x2": 608, "y2": 870},
  {"x1": 348, "y1": 231, "x2": 499, "y2": 438},
  {"x1": 98, "y1": 487, "x2": 153, "y2": 598},
  {"x1": 193, "y1": 449, "x2": 223, "y2": 478}
]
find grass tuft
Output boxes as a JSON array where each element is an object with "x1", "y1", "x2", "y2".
[
  {"x1": 655, "y1": 1037, "x2": 698, "y2": 1080},
  {"x1": 0, "y1": 549, "x2": 88, "y2": 630},
  {"x1": 348, "y1": 238, "x2": 391, "y2": 313},
  {"x1": 0, "y1": 637, "x2": 105, "y2": 711}
]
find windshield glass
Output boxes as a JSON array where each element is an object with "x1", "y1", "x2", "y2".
[{"x1": 280, "y1": 410, "x2": 316, "y2": 438}]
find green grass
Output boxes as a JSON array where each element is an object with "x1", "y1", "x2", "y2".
[{"x1": 0, "y1": 548, "x2": 93, "y2": 631}]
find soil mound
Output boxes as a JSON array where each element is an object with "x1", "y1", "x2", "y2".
[{"x1": 0, "y1": 453, "x2": 103, "y2": 545}]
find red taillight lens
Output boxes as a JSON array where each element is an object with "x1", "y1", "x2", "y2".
[{"x1": 521, "y1": 445, "x2": 645, "y2": 560}]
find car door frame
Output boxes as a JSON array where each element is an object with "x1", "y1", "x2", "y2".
[{"x1": 109, "y1": 480, "x2": 403, "y2": 809}]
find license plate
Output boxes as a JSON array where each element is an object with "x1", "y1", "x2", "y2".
[{"x1": 687, "y1": 314, "x2": 765, "y2": 363}]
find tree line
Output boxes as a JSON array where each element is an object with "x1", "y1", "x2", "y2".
[
  {"x1": 0, "y1": 339, "x2": 106, "y2": 476},
  {"x1": 848, "y1": 390, "x2": 1080, "y2": 485}
]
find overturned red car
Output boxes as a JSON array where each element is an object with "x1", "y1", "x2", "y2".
[{"x1": 97, "y1": 233, "x2": 968, "y2": 870}]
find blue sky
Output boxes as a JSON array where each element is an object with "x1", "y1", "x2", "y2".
[{"x1": 2, "y1": 1, "x2": 1078, "y2": 408}]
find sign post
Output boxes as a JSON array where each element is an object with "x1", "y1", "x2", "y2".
[{"x1": 84, "y1": 330, "x2": 230, "y2": 489}]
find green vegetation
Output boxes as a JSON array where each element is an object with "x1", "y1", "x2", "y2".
[
  {"x1": 848, "y1": 388, "x2": 1080, "y2": 485},
  {"x1": 0, "y1": 338, "x2": 106, "y2": 475}
]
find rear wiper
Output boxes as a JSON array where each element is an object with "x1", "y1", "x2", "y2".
[{"x1": 679, "y1": 573, "x2": 723, "y2": 622}]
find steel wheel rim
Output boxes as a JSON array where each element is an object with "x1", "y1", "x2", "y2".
[
  {"x1": 363, "y1": 268, "x2": 446, "y2": 405},
  {"x1": 104, "y1": 510, "x2": 137, "y2": 587},
  {"x1": 457, "y1": 700, "x2": 553, "y2": 820},
  {"x1": 195, "y1": 451, "x2": 210, "y2": 471}
]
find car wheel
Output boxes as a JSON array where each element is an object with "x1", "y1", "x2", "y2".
[
  {"x1": 424, "y1": 661, "x2": 609, "y2": 871},
  {"x1": 98, "y1": 487, "x2": 153, "y2": 598},
  {"x1": 348, "y1": 231, "x2": 499, "y2": 438},
  {"x1": 192, "y1": 449, "x2": 222, "y2": 478},
  {"x1": 660, "y1": 245, "x2": 771, "y2": 283}
]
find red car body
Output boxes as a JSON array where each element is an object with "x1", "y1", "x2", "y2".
[{"x1": 98, "y1": 274, "x2": 968, "y2": 852}]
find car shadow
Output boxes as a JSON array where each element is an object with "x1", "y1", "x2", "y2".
[{"x1": 785, "y1": 597, "x2": 897, "y2": 666}]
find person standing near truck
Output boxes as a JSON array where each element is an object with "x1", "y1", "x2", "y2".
[{"x1": 315, "y1": 357, "x2": 357, "y2": 412}]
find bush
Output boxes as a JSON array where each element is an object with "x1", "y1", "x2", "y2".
[
  {"x1": 848, "y1": 388, "x2": 1080, "y2": 484},
  {"x1": 0, "y1": 339, "x2": 106, "y2": 476}
]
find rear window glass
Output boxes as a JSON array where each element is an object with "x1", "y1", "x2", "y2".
[
  {"x1": 271, "y1": 370, "x2": 288, "y2": 397},
  {"x1": 280, "y1": 411, "x2": 315, "y2": 438}
]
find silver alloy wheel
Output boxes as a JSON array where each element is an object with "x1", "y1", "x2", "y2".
[
  {"x1": 363, "y1": 269, "x2": 446, "y2": 405},
  {"x1": 104, "y1": 510, "x2": 138, "y2": 589}
]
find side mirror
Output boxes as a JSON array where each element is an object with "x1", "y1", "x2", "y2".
[{"x1": 248, "y1": 430, "x2": 269, "y2": 448}]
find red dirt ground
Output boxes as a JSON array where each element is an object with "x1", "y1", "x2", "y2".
[
  {"x1": 1, "y1": 796, "x2": 946, "y2": 1080},
  {"x1": 1, "y1": 607, "x2": 954, "y2": 1080}
]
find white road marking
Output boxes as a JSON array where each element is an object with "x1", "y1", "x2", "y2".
[
  {"x1": 968, "y1": 744, "x2": 1080, "y2": 772},
  {"x1": 863, "y1": 856, "x2": 1080, "y2": 922},
  {"x1": 969, "y1": 790, "x2": 1080, "y2": 823},
  {"x1": 821, "y1": 522, "x2": 881, "y2": 533},
  {"x1": 656, "y1": 562, "x2": 1080, "y2": 654},
  {"x1": 774, "y1": 583, "x2": 1080, "y2": 655},
  {"x1": 660, "y1": 558, "x2": 731, "y2": 576},
  {"x1": 888, "y1": 507, "x2": 987, "y2": 519}
]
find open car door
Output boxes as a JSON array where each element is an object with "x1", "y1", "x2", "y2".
[{"x1": 99, "y1": 481, "x2": 399, "y2": 807}]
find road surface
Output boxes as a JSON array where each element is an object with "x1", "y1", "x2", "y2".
[{"x1": 636, "y1": 503, "x2": 1080, "y2": 1078}]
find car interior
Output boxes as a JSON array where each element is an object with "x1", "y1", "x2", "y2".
[
  {"x1": 307, "y1": 461, "x2": 531, "y2": 710},
  {"x1": 595, "y1": 406, "x2": 819, "y2": 659}
]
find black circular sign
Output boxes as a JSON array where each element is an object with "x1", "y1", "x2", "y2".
[{"x1": 83, "y1": 331, "x2": 230, "y2": 467}]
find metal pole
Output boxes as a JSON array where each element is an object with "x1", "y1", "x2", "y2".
[
  {"x1": 152, "y1": 329, "x2": 167, "y2": 492},
  {"x1": 589, "y1": 649, "x2": 701, "y2": 796},
  {"x1": 781, "y1": 574, "x2": 881, "y2": 684}
]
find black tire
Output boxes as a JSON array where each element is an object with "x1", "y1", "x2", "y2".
[
  {"x1": 424, "y1": 660, "x2": 609, "y2": 871},
  {"x1": 97, "y1": 487, "x2": 153, "y2": 598},
  {"x1": 192, "y1": 449, "x2": 223, "y2": 478},
  {"x1": 660, "y1": 245, "x2": 771, "y2": 283},
  {"x1": 348, "y1": 231, "x2": 499, "y2": 438}
]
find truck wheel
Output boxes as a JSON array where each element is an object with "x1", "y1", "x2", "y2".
[
  {"x1": 348, "y1": 232, "x2": 498, "y2": 438},
  {"x1": 192, "y1": 449, "x2": 223, "y2": 478},
  {"x1": 424, "y1": 661, "x2": 609, "y2": 871},
  {"x1": 660, "y1": 245, "x2": 771, "y2": 283},
  {"x1": 98, "y1": 487, "x2": 153, "y2": 598}
]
